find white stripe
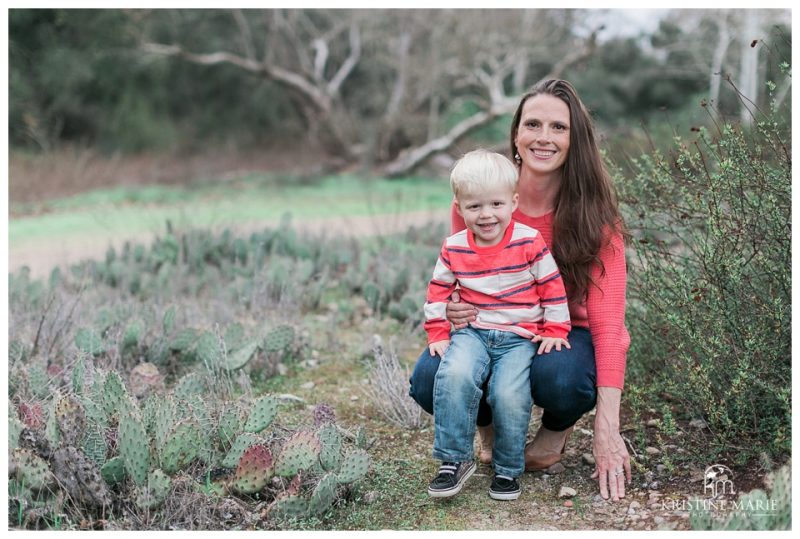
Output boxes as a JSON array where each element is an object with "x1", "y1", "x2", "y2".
[
  {"x1": 510, "y1": 222, "x2": 539, "y2": 241},
  {"x1": 445, "y1": 230, "x2": 470, "y2": 248},
  {"x1": 424, "y1": 302, "x2": 447, "y2": 320},
  {"x1": 543, "y1": 303, "x2": 571, "y2": 323},
  {"x1": 432, "y1": 259, "x2": 456, "y2": 284},
  {"x1": 459, "y1": 268, "x2": 533, "y2": 296},
  {"x1": 530, "y1": 255, "x2": 559, "y2": 279},
  {"x1": 477, "y1": 307, "x2": 543, "y2": 325}
]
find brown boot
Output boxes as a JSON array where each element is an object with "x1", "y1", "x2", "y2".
[
  {"x1": 476, "y1": 424, "x2": 494, "y2": 464},
  {"x1": 524, "y1": 425, "x2": 573, "y2": 471}
]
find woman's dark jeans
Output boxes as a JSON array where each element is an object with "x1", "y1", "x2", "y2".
[{"x1": 410, "y1": 327, "x2": 597, "y2": 431}]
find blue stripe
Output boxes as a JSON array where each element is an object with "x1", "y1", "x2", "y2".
[
  {"x1": 495, "y1": 284, "x2": 534, "y2": 299},
  {"x1": 540, "y1": 296, "x2": 568, "y2": 303},
  {"x1": 472, "y1": 302, "x2": 537, "y2": 308},
  {"x1": 441, "y1": 255, "x2": 451, "y2": 267},
  {"x1": 504, "y1": 238, "x2": 535, "y2": 249},
  {"x1": 537, "y1": 273, "x2": 561, "y2": 286},
  {"x1": 453, "y1": 262, "x2": 530, "y2": 277},
  {"x1": 446, "y1": 246, "x2": 475, "y2": 254},
  {"x1": 530, "y1": 246, "x2": 550, "y2": 263}
]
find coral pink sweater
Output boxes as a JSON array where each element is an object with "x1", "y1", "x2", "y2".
[{"x1": 452, "y1": 206, "x2": 629, "y2": 389}]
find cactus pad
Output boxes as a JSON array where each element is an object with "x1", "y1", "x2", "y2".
[
  {"x1": 243, "y1": 395, "x2": 279, "y2": 433},
  {"x1": 159, "y1": 419, "x2": 202, "y2": 474},
  {"x1": 81, "y1": 423, "x2": 108, "y2": 467},
  {"x1": 75, "y1": 328, "x2": 106, "y2": 356},
  {"x1": 195, "y1": 330, "x2": 221, "y2": 365},
  {"x1": 102, "y1": 371, "x2": 127, "y2": 417},
  {"x1": 222, "y1": 339, "x2": 260, "y2": 371},
  {"x1": 12, "y1": 448, "x2": 54, "y2": 490},
  {"x1": 222, "y1": 432, "x2": 260, "y2": 469},
  {"x1": 129, "y1": 362, "x2": 164, "y2": 399},
  {"x1": 118, "y1": 408, "x2": 150, "y2": 486},
  {"x1": 55, "y1": 394, "x2": 87, "y2": 447},
  {"x1": 336, "y1": 449, "x2": 369, "y2": 484},
  {"x1": 274, "y1": 431, "x2": 322, "y2": 477},
  {"x1": 271, "y1": 493, "x2": 309, "y2": 520},
  {"x1": 231, "y1": 444, "x2": 274, "y2": 494},
  {"x1": 263, "y1": 325, "x2": 295, "y2": 353},
  {"x1": 135, "y1": 469, "x2": 172, "y2": 510},
  {"x1": 313, "y1": 403, "x2": 336, "y2": 427},
  {"x1": 217, "y1": 405, "x2": 245, "y2": 449},
  {"x1": 173, "y1": 372, "x2": 207, "y2": 401},
  {"x1": 52, "y1": 446, "x2": 112, "y2": 507},
  {"x1": 100, "y1": 456, "x2": 127, "y2": 486},
  {"x1": 317, "y1": 424, "x2": 343, "y2": 472},
  {"x1": 309, "y1": 473, "x2": 338, "y2": 517}
]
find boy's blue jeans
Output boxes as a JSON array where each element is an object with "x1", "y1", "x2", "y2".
[
  {"x1": 431, "y1": 327, "x2": 536, "y2": 478},
  {"x1": 413, "y1": 327, "x2": 597, "y2": 452}
]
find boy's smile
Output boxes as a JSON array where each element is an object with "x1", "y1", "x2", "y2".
[{"x1": 456, "y1": 187, "x2": 519, "y2": 247}]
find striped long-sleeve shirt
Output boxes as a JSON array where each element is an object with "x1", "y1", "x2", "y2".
[{"x1": 424, "y1": 220, "x2": 571, "y2": 344}]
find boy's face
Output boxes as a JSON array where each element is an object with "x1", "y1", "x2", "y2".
[{"x1": 456, "y1": 186, "x2": 519, "y2": 247}]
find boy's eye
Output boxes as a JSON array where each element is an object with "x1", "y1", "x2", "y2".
[{"x1": 493, "y1": 201, "x2": 504, "y2": 207}]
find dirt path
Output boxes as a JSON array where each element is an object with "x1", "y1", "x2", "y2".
[{"x1": 9, "y1": 210, "x2": 448, "y2": 279}]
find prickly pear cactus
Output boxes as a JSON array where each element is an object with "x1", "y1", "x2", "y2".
[
  {"x1": 263, "y1": 325, "x2": 295, "y2": 353},
  {"x1": 222, "y1": 432, "x2": 260, "y2": 469},
  {"x1": 274, "y1": 431, "x2": 322, "y2": 477},
  {"x1": 231, "y1": 444, "x2": 274, "y2": 494},
  {"x1": 81, "y1": 424, "x2": 108, "y2": 467},
  {"x1": 169, "y1": 327, "x2": 198, "y2": 353},
  {"x1": 313, "y1": 403, "x2": 336, "y2": 427},
  {"x1": 243, "y1": 395, "x2": 279, "y2": 434},
  {"x1": 173, "y1": 372, "x2": 207, "y2": 401},
  {"x1": 271, "y1": 493, "x2": 309, "y2": 520},
  {"x1": 51, "y1": 446, "x2": 112, "y2": 507},
  {"x1": 318, "y1": 423, "x2": 343, "y2": 472},
  {"x1": 308, "y1": 473, "x2": 338, "y2": 517},
  {"x1": 159, "y1": 419, "x2": 202, "y2": 474},
  {"x1": 28, "y1": 363, "x2": 50, "y2": 399},
  {"x1": 100, "y1": 456, "x2": 127, "y2": 486},
  {"x1": 135, "y1": 469, "x2": 172, "y2": 510},
  {"x1": 195, "y1": 330, "x2": 221, "y2": 365},
  {"x1": 118, "y1": 407, "x2": 150, "y2": 486},
  {"x1": 102, "y1": 371, "x2": 127, "y2": 417},
  {"x1": 222, "y1": 339, "x2": 260, "y2": 371},
  {"x1": 9, "y1": 413, "x2": 24, "y2": 450},
  {"x1": 217, "y1": 405, "x2": 245, "y2": 449},
  {"x1": 75, "y1": 328, "x2": 105, "y2": 356},
  {"x1": 336, "y1": 449, "x2": 369, "y2": 484},
  {"x1": 129, "y1": 362, "x2": 164, "y2": 399},
  {"x1": 11, "y1": 448, "x2": 54, "y2": 491},
  {"x1": 55, "y1": 394, "x2": 87, "y2": 447}
]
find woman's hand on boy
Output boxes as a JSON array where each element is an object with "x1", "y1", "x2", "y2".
[
  {"x1": 532, "y1": 335, "x2": 571, "y2": 354},
  {"x1": 447, "y1": 290, "x2": 478, "y2": 329},
  {"x1": 428, "y1": 340, "x2": 450, "y2": 358}
]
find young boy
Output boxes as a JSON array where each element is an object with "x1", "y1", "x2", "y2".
[{"x1": 424, "y1": 149, "x2": 571, "y2": 500}]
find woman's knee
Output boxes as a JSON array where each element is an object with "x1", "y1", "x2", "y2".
[{"x1": 408, "y1": 348, "x2": 440, "y2": 415}]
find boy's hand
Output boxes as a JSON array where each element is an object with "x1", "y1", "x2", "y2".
[
  {"x1": 429, "y1": 340, "x2": 450, "y2": 358},
  {"x1": 532, "y1": 335, "x2": 571, "y2": 355}
]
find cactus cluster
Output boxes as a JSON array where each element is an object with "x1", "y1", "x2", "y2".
[{"x1": 9, "y1": 362, "x2": 370, "y2": 526}]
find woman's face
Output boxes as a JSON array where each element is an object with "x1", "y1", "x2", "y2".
[{"x1": 514, "y1": 94, "x2": 571, "y2": 177}]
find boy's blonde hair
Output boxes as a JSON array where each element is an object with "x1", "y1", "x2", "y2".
[{"x1": 450, "y1": 149, "x2": 519, "y2": 198}]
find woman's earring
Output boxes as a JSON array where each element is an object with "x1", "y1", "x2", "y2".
[{"x1": 514, "y1": 152, "x2": 521, "y2": 162}]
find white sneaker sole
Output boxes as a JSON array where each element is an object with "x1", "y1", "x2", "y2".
[
  {"x1": 489, "y1": 489, "x2": 521, "y2": 501},
  {"x1": 427, "y1": 462, "x2": 476, "y2": 498}
]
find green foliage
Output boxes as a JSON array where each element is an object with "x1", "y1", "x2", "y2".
[{"x1": 621, "y1": 92, "x2": 791, "y2": 460}]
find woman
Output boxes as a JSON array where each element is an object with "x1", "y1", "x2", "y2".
[{"x1": 410, "y1": 79, "x2": 632, "y2": 502}]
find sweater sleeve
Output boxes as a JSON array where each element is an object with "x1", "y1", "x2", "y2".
[
  {"x1": 423, "y1": 240, "x2": 457, "y2": 344},
  {"x1": 529, "y1": 234, "x2": 571, "y2": 339},
  {"x1": 586, "y1": 228, "x2": 630, "y2": 389}
]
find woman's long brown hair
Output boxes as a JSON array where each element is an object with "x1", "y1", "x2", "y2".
[{"x1": 510, "y1": 79, "x2": 627, "y2": 302}]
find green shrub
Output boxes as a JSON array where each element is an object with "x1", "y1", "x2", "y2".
[{"x1": 620, "y1": 82, "x2": 790, "y2": 461}]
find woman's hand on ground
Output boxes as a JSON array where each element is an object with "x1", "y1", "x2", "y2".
[
  {"x1": 591, "y1": 386, "x2": 632, "y2": 502},
  {"x1": 446, "y1": 290, "x2": 477, "y2": 329}
]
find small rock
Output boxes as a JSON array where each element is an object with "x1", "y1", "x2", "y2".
[
  {"x1": 350, "y1": 395, "x2": 359, "y2": 401},
  {"x1": 564, "y1": 500, "x2": 574, "y2": 508},
  {"x1": 582, "y1": 453, "x2": 596, "y2": 465},
  {"x1": 627, "y1": 501, "x2": 641, "y2": 515},
  {"x1": 689, "y1": 418, "x2": 707, "y2": 429},
  {"x1": 363, "y1": 491, "x2": 378, "y2": 504},
  {"x1": 646, "y1": 419, "x2": 660, "y2": 427},
  {"x1": 546, "y1": 462, "x2": 566, "y2": 474},
  {"x1": 593, "y1": 494, "x2": 605, "y2": 503},
  {"x1": 656, "y1": 464, "x2": 667, "y2": 474},
  {"x1": 559, "y1": 486, "x2": 577, "y2": 498},
  {"x1": 277, "y1": 363, "x2": 289, "y2": 376},
  {"x1": 628, "y1": 514, "x2": 641, "y2": 521},
  {"x1": 654, "y1": 516, "x2": 665, "y2": 525},
  {"x1": 649, "y1": 481, "x2": 661, "y2": 490},
  {"x1": 645, "y1": 447, "x2": 661, "y2": 455},
  {"x1": 300, "y1": 381, "x2": 315, "y2": 390}
]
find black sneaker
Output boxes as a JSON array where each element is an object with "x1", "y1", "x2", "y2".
[
  {"x1": 427, "y1": 461, "x2": 476, "y2": 498},
  {"x1": 489, "y1": 474, "x2": 521, "y2": 500}
]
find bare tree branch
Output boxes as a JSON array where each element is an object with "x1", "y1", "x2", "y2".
[
  {"x1": 328, "y1": 24, "x2": 361, "y2": 97},
  {"x1": 232, "y1": 9, "x2": 256, "y2": 61}
]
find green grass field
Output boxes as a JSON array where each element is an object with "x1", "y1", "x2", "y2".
[{"x1": 9, "y1": 173, "x2": 454, "y2": 245}]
